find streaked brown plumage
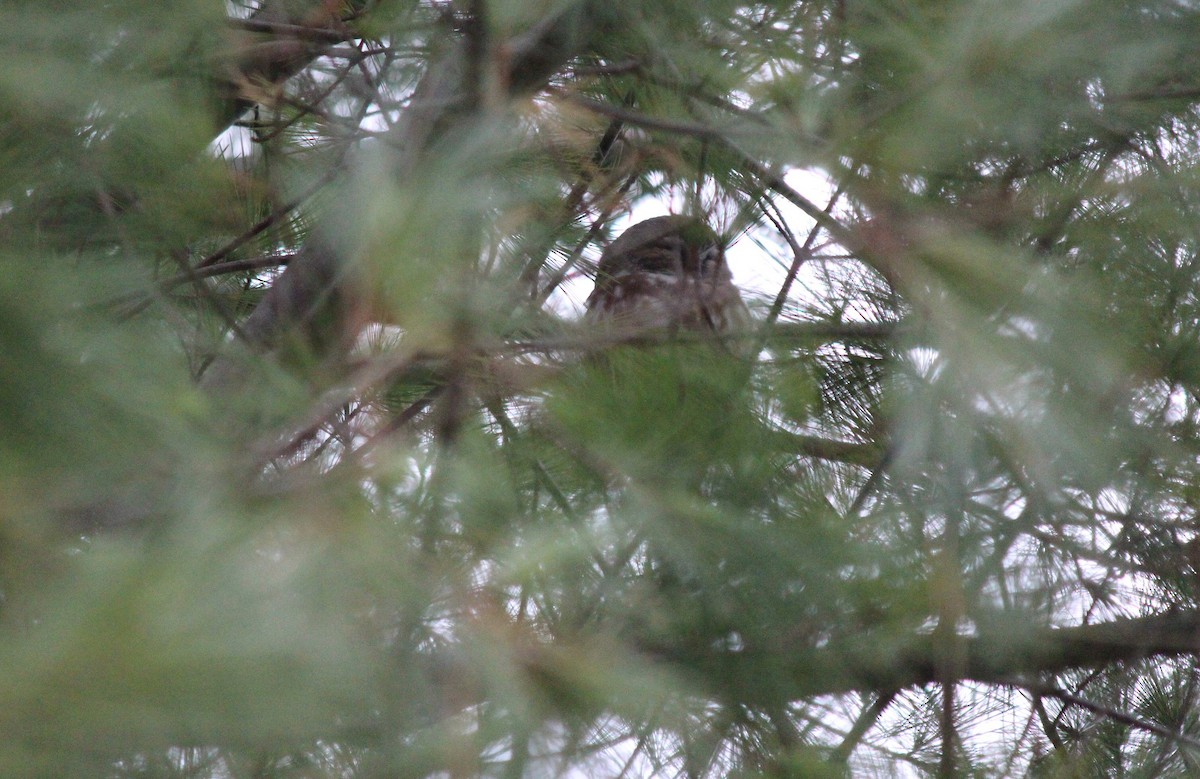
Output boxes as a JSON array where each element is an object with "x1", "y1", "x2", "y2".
[{"x1": 585, "y1": 216, "x2": 750, "y2": 336}]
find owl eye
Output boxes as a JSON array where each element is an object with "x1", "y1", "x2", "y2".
[
  {"x1": 634, "y1": 248, "x2": 676, "y2": 273},
  {"x1": 698, "y1": 244, "x2": 721, "y2": 275}
]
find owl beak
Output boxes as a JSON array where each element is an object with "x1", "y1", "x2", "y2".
[{"x1": 681, "y1": 244, "x2": 706, "y2": 276}]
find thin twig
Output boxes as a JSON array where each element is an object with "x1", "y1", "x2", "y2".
[
  {"x1": 229, "y1": 17, "x2": 353, "y2": 44},
  {"x1": 762, "y1": 181, "x2": 845, "y2": 329},
  {"x1": 1032, "y1": 694, "x2": 1066, "y2": 752},
  {"x1": 830, "y1": 691, "x2": 896, "y2": 763},
  {"x1": 535, "y1": 174, "x2": 638, "y2": 306},
  {"x1": 167, "y1": 249, "x2": 251, "y2": 343},
  {"x1": 252, "y1": 48, "x2": 372, "y2": 142},
  {"x1": 565, "y1": 93, "x2": 732, "y2": 140},
  {"x1": 567, "y1": 59, "x2": 642, "y2": 78},
  {"x1": 506, "y1": 320, "x2": 900, "y2": 355},
  {"x1": 1020, "y1": 680, "x2": 1200, "y2": 752},
  {"x1": 521, "y1": 92, "x2": 634, "y2": 301},
  {"x1": 106, "y1": 253, "x2": 295, "y2": 312},
  {"x1": 196, "y1": 166, "x2": 337, "y2": 269},
  {"x1": 169, "y1": 253, "x2": 294, "y2": 286}
]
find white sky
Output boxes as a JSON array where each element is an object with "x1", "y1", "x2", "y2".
[{"x1": 548, "y1": 167, "x2": 840, "y2": 318}]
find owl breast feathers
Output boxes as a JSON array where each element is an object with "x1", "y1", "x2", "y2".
[{"x1": 584, "y1": 215, "x2": 750, "y2": 335}]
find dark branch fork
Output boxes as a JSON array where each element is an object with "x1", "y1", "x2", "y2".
[{"x1": 202, "y1": 5, "x2": 596, "y2": 388}]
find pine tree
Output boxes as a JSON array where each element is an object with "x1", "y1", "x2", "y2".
[{"x1": 5, "y1": 1, "x2": 1200, "y2": 776}]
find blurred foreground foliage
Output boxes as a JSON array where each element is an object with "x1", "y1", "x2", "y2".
[{"x1": 6, "y1": 1, "x2": 1200, "y2": 777}]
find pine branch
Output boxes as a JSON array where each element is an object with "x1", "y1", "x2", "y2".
[
  {"x1": 663, "y1": 608, "x2": 1200, "y2": 702},
  {"x1": 218, "y1": 0, "x2": 373, "y2": 129},
  {"x1": 203, "y1": 3, "x2": 598, "y2": 388},
  {"x1": 400, "y1": 608, "x2": 1200, "y2": 748}
]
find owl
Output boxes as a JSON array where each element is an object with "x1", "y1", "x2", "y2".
[{"x1": 584, "y1": 215, "x2": 750, "y2": 338}]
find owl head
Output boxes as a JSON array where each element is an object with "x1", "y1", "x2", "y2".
[
  {"x1": 585, "y1": 215, "x2": 747, "y2": 334},
  {"x1": 592, "y1": 215, "x2": 727, "y2": 285}
]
